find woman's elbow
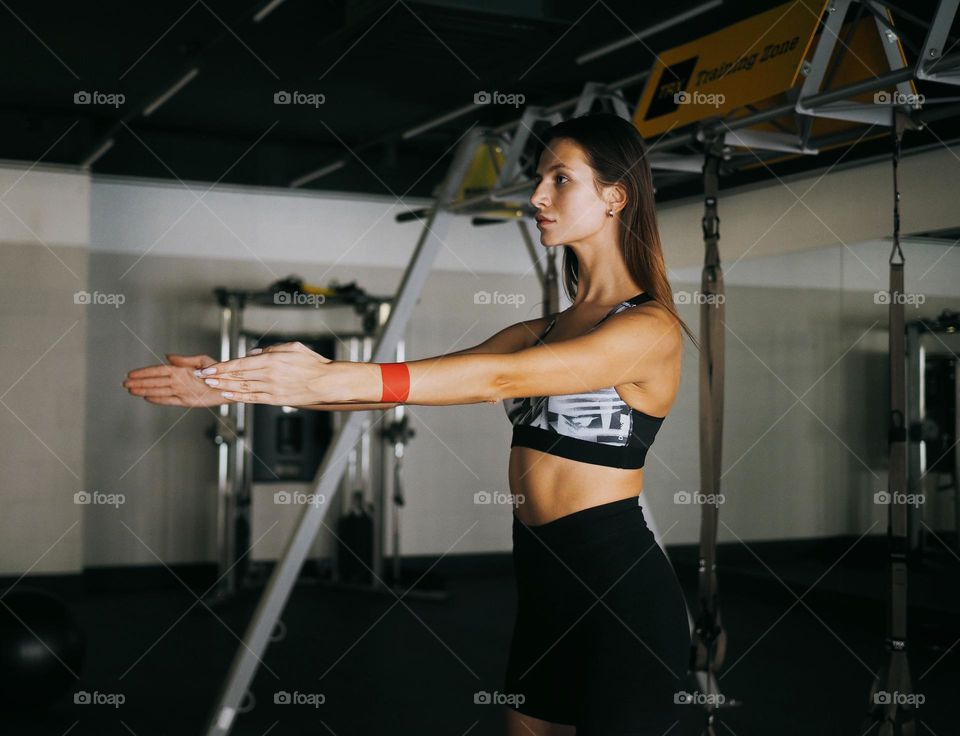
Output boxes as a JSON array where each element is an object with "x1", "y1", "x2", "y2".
[{"x1": 489, "y1": 370, "x2": 517, "y2": 403}]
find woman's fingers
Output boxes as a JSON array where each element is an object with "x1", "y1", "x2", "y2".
[
  {"x1": 218, "y1": 390, "x2": 271, "y2": 403},
  {"x1": 127, "y1": 372, "x2": 205, "y2": 395},
  {"x1": 124, "y1": 376, "x2": 174, "y2": 389},
  {"x1": 197, "y1": 354, "x2": 273, "y2": 376},
  {"x1": 127, "y1": 355, "x2": 215, "y2": 385},
  {"x1": 129, "y1": 385, "x2": 175, "y2": 398},
  {"x1": 144, "y1": 396, "x2": 177, "y2": 405},
  {"x1": 203, "y1": 377, "x2": 268, "y2": 394},
  {"x1": 126, "y1": 364, "x2": 172, "y2": 379},
  {"x1": 125, "y1": 353, "x2": 229, "y2": 408},
  {"x1": 145, "y1": 394, "x2": 208, "y2": 406},
  {"x1": 201, "y1": 370, "x2": 271, "y2": 386}
]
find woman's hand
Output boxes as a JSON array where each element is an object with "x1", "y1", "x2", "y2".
[
  {"x1": 197, "y1": 341, "x2": 335, "y2": 406},
  {"x1": 124, "y1": 354, "x2": 225, "y2": 408}
]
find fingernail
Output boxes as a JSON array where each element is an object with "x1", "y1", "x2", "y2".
[
  {"x1": 205, "y1": 378, "x2": 219, "y2": 386},
  {"x1": 193, "y1": 370, "x2": 203, "y2": 377},
  {"x1": 221, "y1": 392, "x2": 234, "y2": 398},
  {"x1": 250, "y1": 348, "x2": 263, "y2": 355},
  {"x1": 201, "y1": 367, "x2": 217, "y2": 375}
]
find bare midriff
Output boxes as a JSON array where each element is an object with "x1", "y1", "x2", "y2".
[{"x1": 509, "y1": 444, "x2": 647, "y2": 526}]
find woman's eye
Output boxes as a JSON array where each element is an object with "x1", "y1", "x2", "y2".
[{"x1": 555, "y1": 175, "x2": 567, "y2": 184}]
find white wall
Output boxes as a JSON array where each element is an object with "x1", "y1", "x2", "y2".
[
  {"x1": 0, "y1": 165, "x2": 90, "y2": 576},
  {"x1": 657, "y1": 239, "x2": 959, "y2": 545}
]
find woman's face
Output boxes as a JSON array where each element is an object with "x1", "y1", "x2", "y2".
[{"x1": 530, "y1": 138, "x2": 613, "y2": 247}]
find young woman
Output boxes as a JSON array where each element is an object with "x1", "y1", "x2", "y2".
[{"x1": 124, "y1": 112, "x2": 698, "y2": 735}]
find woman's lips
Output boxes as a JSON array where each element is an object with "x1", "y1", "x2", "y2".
[{"x1": 536, "y1": 219, "x2": 555, "y2": 228}]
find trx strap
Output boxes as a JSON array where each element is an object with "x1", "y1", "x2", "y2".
[
  {"x1": 864, "y1": 110, "x2": 916, "y2": 736},
  {"x1": 691, "y1": 131, "x2": 727, "y2": 736}
]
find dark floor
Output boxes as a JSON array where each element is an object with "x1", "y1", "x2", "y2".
[{"x1": 2, "y1": 534, "x2": 958, "y2": 736}]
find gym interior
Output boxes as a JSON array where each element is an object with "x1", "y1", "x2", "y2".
[{"x1": 1, "y1": 1, "x2": 959, "y2": 734}]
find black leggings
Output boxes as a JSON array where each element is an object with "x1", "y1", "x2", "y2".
[{"x1": 504, "y1": 495, "x2": 693, "y2": 735}]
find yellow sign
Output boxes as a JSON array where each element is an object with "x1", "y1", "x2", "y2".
[
  {"x1": 634, "y1": 0, "x2": 827, "y2": 137},
  {"x1": 455, "y1": 141, "x2": 526, "y2": 219},
  {"x1": 459, "y1": 142, "x2": 506, "y2": 201},
  {"x1": 723, "y1": 10, "x2": 916, "y2": 164}
]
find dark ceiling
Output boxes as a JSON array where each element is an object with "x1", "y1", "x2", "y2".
[{"x1": 3, "y1": 0, "x2": 959, "y2": 204}]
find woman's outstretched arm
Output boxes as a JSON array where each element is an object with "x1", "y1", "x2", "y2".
[
  {"x1": 200, "y1": 348, "x2": 504, "y2": 406},
  {"x1": 196, "y1": 316, "x2": 552, "y2": 407},
  {"x1": 126, "y1": 314, "x2": 553, "y2": 409}
]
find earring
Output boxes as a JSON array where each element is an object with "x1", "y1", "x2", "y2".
[{"x1": 607, "y1": 209, "x2": 614, "y2": 217}]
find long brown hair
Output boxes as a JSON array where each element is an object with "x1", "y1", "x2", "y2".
[{"x1": 538, "y1": 113, "x2": 699, "y2": 350}]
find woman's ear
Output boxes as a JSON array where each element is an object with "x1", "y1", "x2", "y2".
[{"x1": 604, "y1": 182, "x2": 628, "y2": 214}]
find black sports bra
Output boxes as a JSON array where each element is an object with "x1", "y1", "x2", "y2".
[{"x1": 502, "y1": 292, "x2": 665, "y2": 469}]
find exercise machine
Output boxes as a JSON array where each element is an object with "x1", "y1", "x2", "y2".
[
  {"x1": 906, "y1": 308, "x2": 960, "y2": 555},
  {"x1": 205, "y1": 280, "x2": 419, "y2": 606}
]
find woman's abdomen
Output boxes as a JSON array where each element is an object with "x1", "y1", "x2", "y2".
[{"x1": 508, "y1": 446, "x2": 647, "y2": 525}]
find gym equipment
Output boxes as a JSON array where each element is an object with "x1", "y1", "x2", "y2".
[
  {"x1": 0, "y1": 587, "x2": 85, "y2": 710},
  {"x1": 206, "y1": 281, "x2": 400, "y2": 604},
  {"x1": 906, "y1": 308, "x2": 960, "y2": 555},
  {"x1": 689, "y1": 130, "x2": 733, "y2": 736},
  {"x1": 632, "y1": 0, "x2": 941, "y2": 180},
  {"x1": 266, "y1": 275, "x2": 368, "y2": 301},
  {"x1": 396, "y1": 138, "x2": 535, "y2": 224},
  {"x1": 862, "y1": 110, "x2": 918, "y2": 736}
]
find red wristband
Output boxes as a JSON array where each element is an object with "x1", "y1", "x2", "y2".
[{"x1": 379, "y1": 363, "x2": 410, "y2": 403}]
